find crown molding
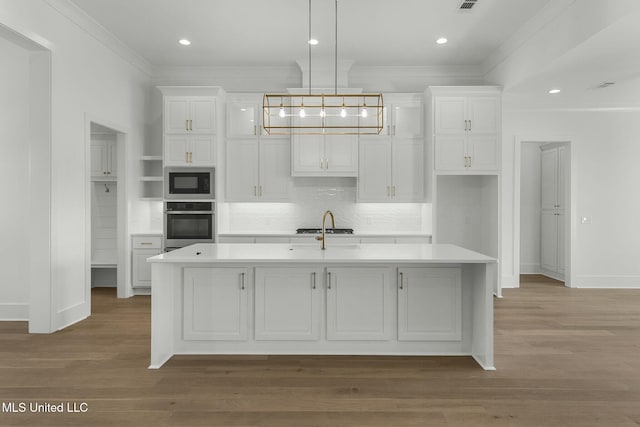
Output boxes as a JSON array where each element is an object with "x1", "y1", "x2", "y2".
[{"x1": 43, "y1": 0, "x2": 153, "y2": 76}]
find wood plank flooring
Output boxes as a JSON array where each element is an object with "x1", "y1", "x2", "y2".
[{"x1": 1, "y1": 275, "x2": 639, "y2": 426}]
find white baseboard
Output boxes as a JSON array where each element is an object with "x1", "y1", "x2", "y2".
[
  {"x1": 501, "y1": 275, "x2": 520, "y2": 288},
  {"x1": 519, "y1": 263, "x2": 541, "y2": 275},
  {"x1": 56, "y1": 301, "x2": 89, "y2": 330},
  {"x1": 575, "y1": 275, "x2": 640, "y2": 289},
  {"x1": 0, "y1": 303, "x2": 29, "y2": 321}
]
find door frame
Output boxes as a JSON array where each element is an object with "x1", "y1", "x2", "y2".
[
  {"x1": 85, "y1": 114, "x2": 131, "y2": 300},
  {"x1": 513, "y1": 136, "x2": 575, "y2": 287}
]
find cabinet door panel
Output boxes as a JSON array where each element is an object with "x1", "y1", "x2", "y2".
[
  {"x1": 434, "y1": 98, "x2": 466, "y2": 134},
  {"x1": 90, "y1": 141, "x2": 108, "y2": 177},
  {"x1": 226, "y1": 139, "x2": 259, "y2": 201},
  {"x1": 540, "y1": 148, "x2": 558, "y2": 210},
  {"x1": 392, "y1": 139, "x2": 424, "y2": 201},
  {"x1": 164, "y1": 135, "x2": 189, "y2": 166},
  {"x1": 132, "y1": 249, "x2": 161, "y2": 288},
  {"x1": 326, "y1": 268, "x2": 393, "y2": 341},
  {"x1": 165, "y1": 98, "x2": 189, "y2": 134},
  {"x1": 189, "y1": 98, "x2": 215, "y2": 133},
  {"x1": 259, "y1": 139, "x2": 290, "y2": 201},
  {"x1": 398, "y1": 267, "x2": 461, "y2": 341},
  {"x1": 189, "y1": 134, "x2": 215, "y2": 166},
  {"x1": 183, "y1": 267, "x2": 248, "y2": 341},
  {"x1": 254, "y1": 268, "x2": 320, "y2": 340},
  {"x1": 292, "y1": 135, "x2": 324, "y2": 174},
  {"x1": 434, "y1": 135, "x2": 466, "y2": 171},
  {"x1": 467, "y1": 97, "x2": 498, "y2": 134},
  {"x1": 325, "y1": 135, "x2": 358, "y2": 175},
  {"x1": 358, "y1": 139, "x2": 391, "y2": 201},
  {"x1": 227, "y1": 101, "x2": 258, "y2": 137},
  {"x1": 467, "y1": 136, "x2": 498, "y2": 171},
  {"x1": 392, "y1": 102, "x2": 423, "y2": 138},
  {"x1": 540, "y1": 211, "x2": 558, "y2": 272},
  {"x1": 557, "y1": 212, "x2": 565, "y2": 274}
]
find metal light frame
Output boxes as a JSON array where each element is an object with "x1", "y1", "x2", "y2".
[{"x1": 262, "y1": 0, "x2": 384, "y2": 135}]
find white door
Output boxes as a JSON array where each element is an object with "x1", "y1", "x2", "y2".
[
  {"x1": 90, "y1": 141, "x2": 108, "y2": 178},
  {"x1": 326, "y1": 267, "x2": 393, "y2": 341},
  {"x1": 466, "y1": 97, "x2": 499, "y2": 134},
  {"x1": 226, "y1": 139, "x2": 259, "y2": 201},
  {"x1": 292, "y1": 135, "x2": 324, "y2": 174},
  {"x1": 398, "y1": 267, "x2": 462, "y2": 341},
  {"x1": 183, "y1": 267, "x2": 248, "y2": 341},
  {"x1": 189, "y1": 134, "x2": 215, "y2": 166},
  {"x1": 392, "y1": 139, "x2": 424, "y2": 201},
  {"x1": 325, "y1": 135, "x2": 358, "y2": 175},
  {"x1": 164, "y1": 135, "x2": 189, "y2": 166},
  {"x1": 259, "y1": 138, "x2": 290, "y2": 201},
  {"x1": 467, "y1": 136, "x2": 498, "y2": 171},
  {"x1": 164, "y1": 97, "x2": 190, "y2": 134},
  {"x1": 434, "y1": 97, "x2": 466, "y2": 134},
  {"x1": 540, "y1": 211, "x2": 559, "y2": 272},
  {"x1": 358, "y1": 139, "x2": 391, "y2": 201},
  {"x1": 434, "y1": 135, "x2": 466, "y2": 171},
  {"x1": 541, "y1": 148, "x2": 559, "y2": 210},
  {"x1": 254, "y1": 267, "x2": 321, "y2": 340},
  {"x1": 391, "y1": 101, "x2": 423, "y2": 138},
  {"x1": 189, "y1": 98, "x2": 216, "y2": 133}
]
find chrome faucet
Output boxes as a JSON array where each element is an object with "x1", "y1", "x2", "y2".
[{"x1": 316, "y1": 210, "x2": 335, "y2": 250}]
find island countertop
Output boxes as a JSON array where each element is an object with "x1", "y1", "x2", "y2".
[{"x1": 147, "y1": 243, "x2": 496, "y2": 264}]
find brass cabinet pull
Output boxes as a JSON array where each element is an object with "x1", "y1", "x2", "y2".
[
  {"x1": 240, "y1": 272, "x2": 246, "y2": 290},
  {"x1": 399, "y1": 272, "x2": 404, "y2": 290},
  {"x1": 185, "y1": 119, "x2": 189, "y2": 131},
  {"x1": 140, "y1": 242, "x2": 153, "y2": 246},
  {"x1": 185, "y1": 152, "x2": 189, "y2": 163},
  {"x1": 311, "y1": 272, "x2": 316, "y2": 289},
  {"x1": 468, "y1": 156, "x2": 471, "y2": 168},
  {"x1": 189, "y1": 119, "x2": 193, "y2": 131},
  {"x1": 325, "y1": 159, "x2": 329, "y2": 170},
  {"x1": 327, "y1": 272, "x2": 332, "y2": 289},
  {"x1": 468, "y1": 120, "x2": 471, "y2": 131}
]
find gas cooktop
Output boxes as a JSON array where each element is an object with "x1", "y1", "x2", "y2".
[{"x1": 296, "y1": 228, "x2": 354, "y2": 235}]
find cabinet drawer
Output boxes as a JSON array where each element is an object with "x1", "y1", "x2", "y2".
[{"x1": 132, "y1": 235, "x2": 162, "y2": 249}]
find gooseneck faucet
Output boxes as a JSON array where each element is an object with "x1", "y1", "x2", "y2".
[{"x1": 316, "y1": 210, "x2": 335, "y2": 250}]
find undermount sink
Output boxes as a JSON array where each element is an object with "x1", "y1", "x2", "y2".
[
  {"x1": 296, "y1": 228, "x2": 354, "y2": 234},
  {"x1": 288, "y1": 243, "x2": 361, "y2": 251}
]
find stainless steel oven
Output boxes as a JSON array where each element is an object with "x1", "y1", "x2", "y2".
[
  {"x1": 164, "y1": 167, "x2": 215, "y2": 200},
  {"x1": 163, "y1": 201, "x2": 215, "y2": 251}
]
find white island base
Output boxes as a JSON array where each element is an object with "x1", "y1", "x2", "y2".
[{"x1": 148, "y1": 243, "x2": 496, "y2": 370}]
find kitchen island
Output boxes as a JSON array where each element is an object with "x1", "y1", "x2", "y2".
[{"x1": 147, "y1": 243, "x2": 496, "y2": 369}]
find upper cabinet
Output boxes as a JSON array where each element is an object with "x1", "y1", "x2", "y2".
[
  {"x1": 357, "y1": 93, "x2": 425, "y2": 202},
  {"x1": 291, "y1": 134, "x2": 358, "y2": 177},
  {"x1": 227, "y1": 96, "x2": 289, "y2": 138},
  {"x1": 90, "y1": 136, "x2": 117, "y2": 180},
  {"x1": 429, "y1": 87, "x2": 501, "y2": 173},
  {"x1": 159, "y1": 86, "x2": 224, "y2": 167}
]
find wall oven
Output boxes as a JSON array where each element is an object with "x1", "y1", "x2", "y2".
[
  {"x1": 164, "y1": 167, "x2": 215, "y2": 200},
  {"x1": 163, "y1": 201, "x2": 215, "y2": 251}
]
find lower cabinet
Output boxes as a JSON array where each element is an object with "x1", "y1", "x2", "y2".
[
  {"x1": 397, "y1": 267, "x2": 462, "y2": 341},
  {"x1": 326, "y1": 267, "x2": 394, "y2": 341},
  {"x1": 254, "y1": 267, "x2": 321, "y2": 340},
  {"x1": 183, "y1": 267, "x2": 249, "y2": 341},
  {"x1": 131, "y1": 235, "x2": 162, "y2": 288}
]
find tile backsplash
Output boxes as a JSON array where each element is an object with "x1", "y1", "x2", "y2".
[{"x1": 218, "y1": 178, "x2": 431, "y2": 234}]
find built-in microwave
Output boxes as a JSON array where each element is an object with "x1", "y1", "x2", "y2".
[{"x1": 164, "y1": 167, "x2": 215, "y2": 200}]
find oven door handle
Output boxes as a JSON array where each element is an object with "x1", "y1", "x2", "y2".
[{"x1": 164, "y1": 211, "x2": 215, "y2": 214}]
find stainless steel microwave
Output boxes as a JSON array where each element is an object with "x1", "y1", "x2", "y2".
[{"x1": 164, "y1": 167, "x2": 215, "y2": 200}]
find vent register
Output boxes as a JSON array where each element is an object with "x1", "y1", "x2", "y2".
[{"x1": 459, "y1": 0, "x2": 478, "y2": 10}]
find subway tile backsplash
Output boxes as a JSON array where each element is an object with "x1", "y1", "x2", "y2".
[{"x1": 218, "y1": 178, "x2": 431, "y2": 234}]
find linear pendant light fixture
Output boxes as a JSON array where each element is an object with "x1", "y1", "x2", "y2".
[{"x1": 263, "y1": 0, "x2": 384, "y2": 135}]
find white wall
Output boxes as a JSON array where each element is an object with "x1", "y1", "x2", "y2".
[
  {"x1": 520, "y1": 142, "x2": 542, "y2": 274},
  {"x1": 0, "y1": 36, "x2": 30, "y2": 320},
  {"x1": 501, "y1": 104, "x2": 640, "y2": 288},
  {"x1": 0, "y1": 0, "x2": 151, "y2": 328}
]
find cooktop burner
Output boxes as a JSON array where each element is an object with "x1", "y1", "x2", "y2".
[{"x1": 296, "y1": 228, "x2": 354, "y2": 235}]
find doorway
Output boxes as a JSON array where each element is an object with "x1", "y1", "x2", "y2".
[
  {"x1": 86, "y1": 118, "x2": 129, "y2": 300},
  {"x1": 515, "y1": 138, "x2": 573, "y2": 287}
]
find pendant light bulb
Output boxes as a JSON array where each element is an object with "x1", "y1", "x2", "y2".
[
  {"x1": 361, "y1": 107, "x2": 368, "y2": 118},
  {"x1": 279, "y1": 105, "x2": 286, "y2": 118},
  {"x1": 340, "y1": 106, "x2": 347, "y2": 118},
  {"x1": 299, "y1": 105, "x2": 306, "y2": 118},
  {"x1": 320, "y1": 108, "x2": 326, "y2": 118}
]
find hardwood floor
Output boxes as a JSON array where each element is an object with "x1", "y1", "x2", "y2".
[{"x1": 1, "y1": 278, "x2": 640, "y2": 426}]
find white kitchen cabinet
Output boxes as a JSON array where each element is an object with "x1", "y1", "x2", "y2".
[
  {"x1": 131, "y1": 235, "x2": 162, "y2": 288},
  {"x1": 164, "y1": 134, "x2": 215, "y2": 166},
  {"x1": 183, "y1": 267, "x2": 249, "y2": 341},
  {"x1": 432, "y1": 92, "x2": 500, "y2": 172},
  {"x1": 165, "y1": 96, "x2": 216, "y2": 134},
  {"x1": 90, "y1": 139, "x2": 117, "y2": 180},
  {"x1": 397, "y1": 267, "x2": 461, "y2": 341},
  {"x1": 358, "y1": 138, "x2": 424, "y2": 201},
  {"x1": 226, "y1": 138, "x2": 290, "y2": 201},
  {"x1": 254, "y1": 267, "x2": 322, "y2": 340},
  {"x1": 227, "y1": 95, "x2": 289, "y2": 138},
  {"x1": 291, "y1": 134, "x2": 358, "y2": 176},
  {"x1": 326, "y1": 267, "x2": 394, "y2": 341},
  {"x1": 540, "y1": 145, "x2": 566, "y2": 278}
]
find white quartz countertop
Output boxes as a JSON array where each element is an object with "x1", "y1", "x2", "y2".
[{"x1": 148, "y1": 243, "x2": 495, "y2": 264}]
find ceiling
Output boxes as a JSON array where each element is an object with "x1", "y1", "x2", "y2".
[{"x1": 69, "y1": 0, "x2": 552, "y2": 68}]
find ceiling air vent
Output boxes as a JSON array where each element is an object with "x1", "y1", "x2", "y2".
[
  {"x1": 596, "y1": 82, "x2": 615, "y2": 89},
  {"x1": 459, "y1": 0, "x2": 479, "y2": 10}
]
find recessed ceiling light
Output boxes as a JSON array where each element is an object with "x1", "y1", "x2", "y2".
[
  {"x1": 436, "y1": 37, "x2": 448, "y2": 45},
  {"x1": 548, "y1": 89, "x2": 561, "y2": 94},
  {"x1": 179, "y1": 39, "x2": 191, "y2": 46},
  {"x1": 308, "y1": 39, "x2": 319, "y2": 45}
]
